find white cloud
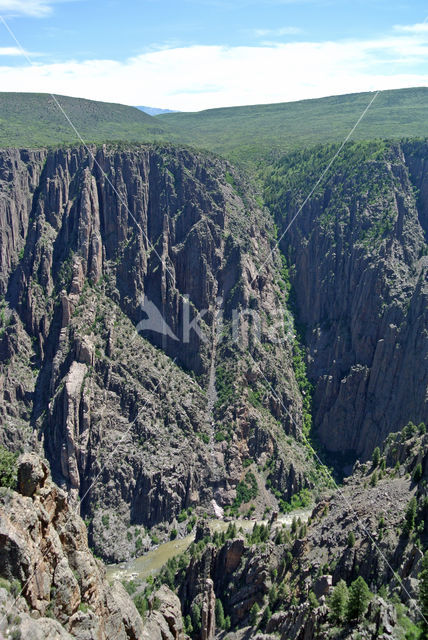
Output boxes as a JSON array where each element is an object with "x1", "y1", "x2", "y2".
[
  {"x1": 254, "y1": 26, "x2": 302, "y2": 37},
  {"x1": 0, "y1": 46, "x2": 28, "y2": 55},
  {"x1": 394, "y1": 22, "x2": 428, "y2": 33},
  {"x1": 0, "y1": 32, "x2": 427, "y2": 111},
  {"x1": 0, "y1": 0, "x2": 71, "y2": 17}
]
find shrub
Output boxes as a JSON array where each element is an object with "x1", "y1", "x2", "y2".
[
  {"x1": 134, "y1": 594, "x2": 148, "y2": 617},
  {"x1": 308, "y1": 591, "x2": 319, "y2": 609},
  {"x1": 177, "y1": 510, "x2": 187, "y2": 523},
  {"x1": 0, "y1": 447, "x2": 17, "y2": 490}
]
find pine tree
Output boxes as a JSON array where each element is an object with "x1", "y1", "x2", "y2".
[
  {"x1": 184, "y1": 614, "x2": 193, "y2": 635},
  {"x1": 419, "y1": 551, "x2": 428, "y2": 639},
  {"x1": 249, "y1": 602, "x2": 260, "y2": 626},
  {"x1": 347, "y1": 531, "x2": 356, "y2": 548},
  {"x1": 372, "y1": 446, "x2": 381, "y2": 467},
  {"x1": 329, "y1": 579, "x2": 349, "y2": 623},
  {"x1": 404, "y1": 497, "x2": 417, "y2": 535},
  {"x1": 347, "y1": 576, "x2": 372, "y2": 622},
  {"x1": 261, "y1": 605, "x2": 272, "y2": 629},
  {"x1": 413, "y1": 463, "x2": 423, "y2": 483},
  {"x1": 308, "y1": 591, "x2": 319, "y2": 609},
  {"x1": 215, "y1": 598, "x2": 225, "y2": 629}
]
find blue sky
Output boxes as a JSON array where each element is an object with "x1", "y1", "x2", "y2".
[{"x1": 0, "y1": 0, "x2": 427, "y2": 110}]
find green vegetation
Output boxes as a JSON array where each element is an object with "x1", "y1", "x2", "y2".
[
  {"x1": 0, "y1": 446, "x2": 18, "y2": 490},
  {"x1": 292, "y1": 342, "x2": 313, "y2": 437},
  {"x1": 347, "y1": 531, "x2": 356, "y2": 548},
  {"x1": 404, "y1": 497, "x2": 418, "y2": 535},
  {"x1": 0, "y1": 92, "x2": 167, "y2": 148},
  {"x1": 265, "y1": 139, "x2": 401, "y2": 255},
  {"x1": 328, "y1": 580, "x2": 349, "y2": 623},
  {"x1": 231, "y1": 471, "x2": 258, "y2": 513},
  {"x1": 413, "y1": 463, "x2": 423, "y2": 484},
  {"x1": 215, "y1": 365, "x2": 236, "y2": 410},
  {"x1": 346, "y1": 576, "x2": 372, "y2": 622},
  {"x1": 372, "y1": 447, "x2": 381, "y2": 467},
  {"x1": 3, "y1": 88, "x2": 428, "y2": 165},
  {"x1": 278, "y1": 488, "x2": 312, "y2": 514},
  {"x1": 419, "y1": 552, "x2": 428, "y2": 639},
  {"x1": 215, "y1": 598, "x2": 226, "y2": 630},
  {"x1": 249, "y1": 602, "x2": 260, "y2": 625},
  {"x1": 158, "y1": 87, "x2": 428, "y2": 163}
]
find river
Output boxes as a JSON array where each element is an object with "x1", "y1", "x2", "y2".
[{"x1": 106, "y1": 509, "x2": 312, "y2": 584}]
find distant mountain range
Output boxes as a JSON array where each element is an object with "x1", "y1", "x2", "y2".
[{"x1": 136, "y1": 105, "x2": 179, "y2": 116}]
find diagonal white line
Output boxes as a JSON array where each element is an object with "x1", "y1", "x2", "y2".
[
  {"x1": 248, "y1": 347, "x2": 427, "y2": 624},
  {"x1": 0, "y1": 14, "x2": 176, "y2": 286},
  {"x1": 0, "y1": 353, "x2": 177, "y2": 627},
  {"x1": 250, "y1": 90, "x2": 380, "y2": 288}
]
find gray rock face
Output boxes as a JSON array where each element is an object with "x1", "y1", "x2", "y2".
[
  {"x1": 141, "y1": 585, "x2": 188, "y2": 640},
  {"x1": 0, "y1": 143, "x2": 315, "y2": 561},
  {"x1": 0, "y1": 148, "x2": 46, "y2": 295},
  {"x1": 271, "y1": 141, "x2": 428, "y2": 460},
  {"x1": 0, "y1": 454, "x2": 144, "y2": 640},
  {"x1": 17, "y1": 452, "x2": 49, "y2": 496}
]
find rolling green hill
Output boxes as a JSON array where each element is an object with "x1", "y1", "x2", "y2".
[
  {"x1": 159, "y1": 87, "x2": 428, "y2": 163},
  {"x1": 0, "y1": 92, "x2": 167, "y2": 148},
  {"x1": 1, "y1": 88, "x2": 427, "y2": 161}
]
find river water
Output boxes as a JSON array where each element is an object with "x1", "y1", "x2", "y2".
[{"x1": 106, "y1": 509, "x2": 312, "y2": 584}]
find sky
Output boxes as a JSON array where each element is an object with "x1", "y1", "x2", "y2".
[{"x1": 0, "y1": 0, "x2": 427, "y2": 111}]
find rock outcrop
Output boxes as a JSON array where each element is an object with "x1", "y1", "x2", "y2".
[{"x1": 0, "y1": 453, "x2": 144, "y2": 639}]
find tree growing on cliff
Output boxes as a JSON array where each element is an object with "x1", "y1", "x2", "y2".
[
  {"x1": 191, "y1": 602, "x2": 201, "y2": 633},
  {"x1": 261, "y1": 605, "x2": 272, "y2": 629},
  {"x1": 413, "y1": 463, "x2": 423, "y2": 484},
  {"x1": 0, "y1": 446, "x2": 17, "y2": 489},
  {"x1": 347, "y1": 576, "x2": 372, "y2": 622},
  {"x1": 372, "y1": 447, "x2": 381, "y2": 467},
  {"x1": 215, "y1": 599, "x2": 225, "y2": 629},
  {"x1": 347, "y1": 531, "x2": 356, "y2": 548},
  {"x1": 419, "y1": 551, "x2": 428, "y2": 639},
  {"x1": 249, "y1": 602, "x2": 260, "y2": 626},
  {"x1": 404, "y1": 497, "x2": 418, "y2": 535},
  {"x1": 329, "y1": 579, "x2": 349, "y2": 622}
]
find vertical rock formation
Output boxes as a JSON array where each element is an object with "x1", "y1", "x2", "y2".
[
  {"x1": 267, "y1": 141, "x2": 428, "y2": 461},
  {"x1": 0, "y1": 144, "x2": 315, "y2": 560}
]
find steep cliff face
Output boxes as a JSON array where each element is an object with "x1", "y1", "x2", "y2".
[
  {"x1": 266, "y1": 140, "x2": 428, "y2": 461},
  {"x1": 0, "y1": 453, "x2": 144, "y2": 640},
  {"x1": 0, "y1": 148, "x2": 46, "y2": 295},
  {"x1": 0, "y1": 144, "x2": 315, "y2": 561}
]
